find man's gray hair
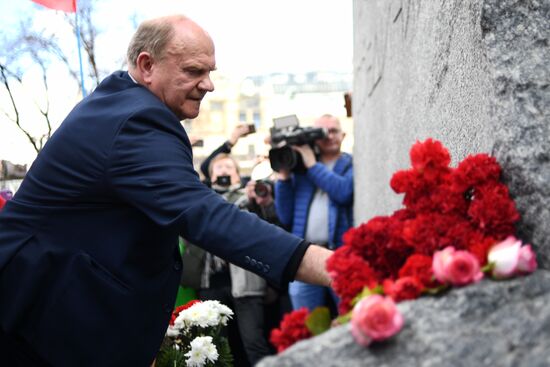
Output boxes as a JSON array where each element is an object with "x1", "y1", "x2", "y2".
[{"x1": 126, "y1": 18, "x2": 177, "y2": 68}]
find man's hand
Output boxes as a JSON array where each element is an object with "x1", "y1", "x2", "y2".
[
  {"x1": 244, "y1": 180, "x2": 257, "y2": 200},
  {"x1": 292, "y1": 144, "x2": 316, "y2": 169},
  {"x1": 294, "y1": 245, "x2": 333, "y2": 287}
]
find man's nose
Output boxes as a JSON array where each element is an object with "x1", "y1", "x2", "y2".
[{"x1": 198, "y1": 75, "x2": 215, "y2": 92}]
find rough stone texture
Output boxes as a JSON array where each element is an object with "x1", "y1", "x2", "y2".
[
  {"x1": 354, "y1": 0, "x2": 550, "y2": 265},
  {"x1": 258, "y1": 271, "x2": 550, "y2": 367},
  {"x1": 354, "y1": 0, "x2": 494, "y2": 221},
  {"x1": 481, "y1": 0, "x2": 550, "y2": 269}
]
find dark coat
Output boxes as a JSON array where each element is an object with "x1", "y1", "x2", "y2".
[{"x1": 0, "y1": 71, "x2": 302, "y2": 366}]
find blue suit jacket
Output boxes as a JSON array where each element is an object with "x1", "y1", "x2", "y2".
[{"x1": 0, "y1": 71, "x2": 302, "y2": 366}]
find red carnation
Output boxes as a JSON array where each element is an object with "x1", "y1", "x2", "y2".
[
  {"x1": 398, "y1": 254, "x2": 436, "y2": 288},
  {"x1": 383, "y1": 276, "x2": 424, "y2": 302},
  {"x1": 468, "y1": 183, "x2": 520, "y2": 239},
  {"x1": 270, "y1": 308, "x2": 312, "y2": 353},
  {"x1": 327, "y1": 246, "x2": 379, "y2": 314},
  {"x1": 410, "y1": 138, "x2": 451, "y2": 173},
  {"x1": 452, "y1": 153, "x2": 501, "y2": 193},
  {"x1": 169, "y1": 299, "x2": 201, "y2": 325}
]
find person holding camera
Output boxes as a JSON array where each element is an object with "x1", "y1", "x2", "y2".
[
  {"x1": 198, "y1": 154, "x2": 281, "y2": 366},
  {"x1": 199, "y1": 123, "x2": 254, "y2": 186},
  {"x1": 274, "y1": 114, "x2": 353, "y2": 313}
]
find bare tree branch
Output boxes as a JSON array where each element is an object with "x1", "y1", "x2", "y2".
[
  {"x1": 0, "y1": 0, "x2": 101, "y2": 154},
  {"x1": 0, "y1": 64, "x2": 40, "y2": 153}
]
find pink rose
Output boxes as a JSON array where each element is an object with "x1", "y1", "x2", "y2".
[
  {"x1": 432, "y1": 247, "x2": 483, "y2": 286},
  {"x1": 350, "y1": 295, "x2": 404, "y2": 346},
  {"x1": 488, "y1": 236, "x2": 537, "y2": 278}
]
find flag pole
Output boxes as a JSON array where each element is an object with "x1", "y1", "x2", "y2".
[{"x1": 74, "y1": 0, "x2": 87, "y2": 97}]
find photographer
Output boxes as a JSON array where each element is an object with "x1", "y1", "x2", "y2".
[
  {"x1": 274, "y1": 114, "x2": 353, "y2": 313},
  {"x1": 198, "y1": 154, "x2": 281, "y2": 366},
  {"x1": 199, "y1": 123, "x2": 254, "y2": 185}
]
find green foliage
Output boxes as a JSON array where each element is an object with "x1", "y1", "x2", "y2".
[
  {"x1": 214, "y1": 336, "x2": 234, "y2": 367},
  {"x1": 155, "y1": 347, "x2": 187, "y2": 367},
  {"x1": 305, "y1": 306, "x2": 331, "y2": 336}
]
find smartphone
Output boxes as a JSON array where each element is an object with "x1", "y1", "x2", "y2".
[
  {"x1": 191, "y1": 139, "x2": 204, "y2": 147},
  {"x1": 246, "y1": 123, "x2": 256, "y2": 135}
]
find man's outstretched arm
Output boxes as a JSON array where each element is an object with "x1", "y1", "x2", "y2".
[{"x1": 294, "y1": 244, "x2": 333, "y2": 287}]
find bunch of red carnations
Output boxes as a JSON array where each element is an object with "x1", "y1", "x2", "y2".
[
  {"x1": 271, "y1": 139, "x2": 539, "y2": 352},
  {"x1": 326, "y1": 138, "x2": 537, "y2": 347},
  {"x1": 270, "y1": 306, "x2": 331, "y2": 353}
]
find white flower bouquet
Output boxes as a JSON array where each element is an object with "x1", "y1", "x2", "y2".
[{"x1": 156, "y1": 300, "x2": 234, "y2": 367}]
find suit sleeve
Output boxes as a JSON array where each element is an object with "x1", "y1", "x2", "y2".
[{"x1": 106, "y1": 108, "x2": 303, "y2": 287}]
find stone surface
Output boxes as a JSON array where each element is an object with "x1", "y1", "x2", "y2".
[
  {"x1": 353, "y1": 0, "x2": 550, "y2": 268},
  {"x1": 258, "y1": 270, "x2": 550, "y2": 367},
  {"x1": 354, "y1": 0, "x2": 494, "y2": 222},
  {"x1": 481, "y1": 0, "x2": 550, "y2": 269}
]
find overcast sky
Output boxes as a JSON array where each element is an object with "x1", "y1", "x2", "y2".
[
  {"x1": 1, "y1": 0, "x2": 353, "y2": 76},
  {"x1": 0, "y1": 0, "x2": 353, "y2": 165}
]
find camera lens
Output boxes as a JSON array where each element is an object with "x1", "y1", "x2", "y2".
[
  {"x1": 215, "y1": 175, "x2": 231, "y2": 187},
  {"x1": 254, "y1": 181, "x2": 269, "y2": 198}
]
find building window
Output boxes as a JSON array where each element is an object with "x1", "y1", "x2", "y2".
[
  {"x1": 253, "y1": 112, "x2": 261, "y2": 127},
  {"x1": 239, "y1": 111, "x2": 247, "y2": 122}
]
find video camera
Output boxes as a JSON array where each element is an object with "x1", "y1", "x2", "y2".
[{"x1": 268, "y1": 115, "x2": 327, "y2": 173}]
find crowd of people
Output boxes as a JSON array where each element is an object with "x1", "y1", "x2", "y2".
[
  {"x1": 0, "y1": 14, "x2": 352, "y2": 367},
  {"x1": 177, "y1": 113, "x2": 353, "y2": 365}
]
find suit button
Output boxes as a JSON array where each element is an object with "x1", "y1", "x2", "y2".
[
  {"x1": 251, "y1": 259, "x2": 257, "y2": 267},
  {"x1": 245, "y1": 256, "x2": 251, "y2": 264},
  {"x1": 174, "y1": 262, "x2": 182, "y2": 271},
  {"x1": 257, "y1": 261, "x2": 263, "y2": 268},
  {"x1": 264, "y1": 265, "x2": 270, "y2": 273}
]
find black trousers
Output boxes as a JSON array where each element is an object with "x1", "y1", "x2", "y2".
[
  {"x1": 0, "y1": 329, "x2": 51, "y2": 367},
  {"x1": 233, "y1": 296, "x2": 273, "y2": 366}
]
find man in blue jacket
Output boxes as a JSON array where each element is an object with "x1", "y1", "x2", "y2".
[
  {"x1": 0, "y1": 15, "x2": 333, "y2": 367},
  {"x1": 275, "y1": 114, "x2": 353, "y2": 312}
]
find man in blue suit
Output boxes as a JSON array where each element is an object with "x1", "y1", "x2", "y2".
[{"x1": 0, "y1": 15, "x2": 333, "y2": 366}]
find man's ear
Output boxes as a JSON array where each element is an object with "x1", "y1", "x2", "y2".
[{"x1": 135, "y1": 52, "x2": 154, "y2": 83}]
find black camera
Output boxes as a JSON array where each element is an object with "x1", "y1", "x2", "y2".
[
  {"x1": 214, "y1": 175, "x2": 231, "y2": 187},
  {"x1": 268, "y1": 115, "x2": 327, "y2": 173},
  {"x1": 254, "y1": 180, "x2": 272, "y2": 198}
]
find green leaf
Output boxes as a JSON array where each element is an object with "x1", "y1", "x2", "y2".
[
  {"x1": 305, "y1": 306, "x2": 331, "y2": 336},
  {"x1": 350, "y1": 284, "x2": 383, "y2": 307},
  {"x1": 423, "y1": 284, "x2": 449, "y2": 295},
  {"x1": 335, "y1": 310, "x2": 352, "y2": 325},
  {"x1": 481, "y1": 262, "x2": 494, "y2": 273},
  {"x1": 155, "y1": 346, "x2": 187, "y2": 367}
]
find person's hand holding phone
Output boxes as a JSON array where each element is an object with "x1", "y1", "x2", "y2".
[{"x1": 229, "y1": 123, "x2": 255, "y2": 146}]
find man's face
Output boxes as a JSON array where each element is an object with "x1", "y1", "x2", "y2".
[
  {"x1": 314, "y1": 116, "x2": 345, "y2": 156},
  {"x1": 211, "y1": 157, "x2": 240, "y2": 186},
  {"x1": 146, "y1": 24, "x2": 216, "y2": 120}
]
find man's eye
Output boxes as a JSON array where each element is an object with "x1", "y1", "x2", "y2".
[{"x1": 185, "y1": 69, "x2": 203, "y2": 76}]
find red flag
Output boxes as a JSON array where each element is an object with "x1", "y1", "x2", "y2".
[{"x1": 31, "y1": 0, "x2": 76, "y2": 13}]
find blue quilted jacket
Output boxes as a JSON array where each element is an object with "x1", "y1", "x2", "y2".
[{"x1": 274, "y1": 153, "x2": 353, "y2": 249}]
